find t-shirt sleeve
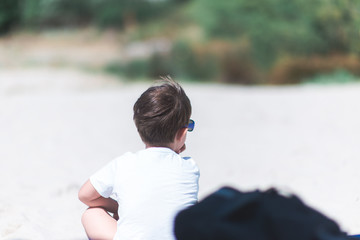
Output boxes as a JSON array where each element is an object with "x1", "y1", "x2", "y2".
[
  {"x1": 90, "y1": 158, "x2": 118, "y2": 198},
  {"x1": 181, "y1": 156, "x2": 200, "y2": 204}
]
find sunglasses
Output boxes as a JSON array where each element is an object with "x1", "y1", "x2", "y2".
[{"x1": 185, "y1": 119, "x2": 195, "y2": 132}]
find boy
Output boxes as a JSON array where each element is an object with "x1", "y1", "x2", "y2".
[{"x1": 78, "y1": 77, "x2": 199, "y2": 240}]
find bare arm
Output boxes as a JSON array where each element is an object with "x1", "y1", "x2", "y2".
[{"x1": 78, "y1": 179, "x2": 118, "y2": 215}]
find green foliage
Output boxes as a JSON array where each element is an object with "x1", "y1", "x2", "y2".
[
  {"x1": 170, "y1": 40, "x2": 197, "y2": 78},
  {"x1": 124, "y1": 59, "x2": 150, "y2": 78},
  {"x1": 104, "y1": 61, "x2": 124, "y2": 76},
  {"x1": 303, "y1": 69, "x2": 360, "y2": 85},
  {"x1": 269, "y1": 55, "x2": 360, "y2": 84},
  {"x1": 220, "y1": 49, "x2": 258, "y2": 84},
  {"x1": 148, "y1": 54, "x2": 174, "y2": 79},
  {"x1": 105, "y1": 59, "x2": 150, "y2": 79},
  {"x1": 104, "y1": 40, "x2": 220, "y2": 81},
  {"x1": 189, "y1": 0, "x2": 360, "y2": 69},
  {"x1": 2, "y1": 0, "x2": 360, "y2": 85},
  {"x1": 0, "y1": 0, "x2": 184, "y2": 31},
  {"x1": 42, "y1": 0, "x2": 93, "y2": 27},
  {"x1": 169, "y1": 40, "x2": 219, "y2": 81},
  {"x1": 21, "y1": 0, "x2": 41, "y2": 28},
  {"x1": 92, "y1": 0, "x2": 177, "y2": 29},
  {"x1": 0, "y1": 0, "x2": 21, "y2": 34}
]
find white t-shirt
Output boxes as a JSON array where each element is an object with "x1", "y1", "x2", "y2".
[{"x1": 90, "y1": 147, "x2": 200, "y2": 240}]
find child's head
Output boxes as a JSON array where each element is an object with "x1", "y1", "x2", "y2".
[{"x1": 133, "y1": 77, "x2": 191, "y2": 148}]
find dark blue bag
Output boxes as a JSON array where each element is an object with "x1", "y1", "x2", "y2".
[{"x1": 175, "y1": 187, "x2": 355, "y2": 240}]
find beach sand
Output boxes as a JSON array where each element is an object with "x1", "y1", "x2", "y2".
[{"x1": 1, "y1": 68, "x2": 360, "y2": 239}]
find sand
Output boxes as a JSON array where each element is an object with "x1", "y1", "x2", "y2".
[{"x1": 1, "y1": 67, "x2": 360, "y2": 239}]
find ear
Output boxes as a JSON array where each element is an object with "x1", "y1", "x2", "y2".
[{"x1": 176, "y1": 127, "x2": 187, "y2": 141}]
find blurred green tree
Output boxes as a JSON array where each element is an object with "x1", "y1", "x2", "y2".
[
  {"x1": 190, "y1": 0, "x2": 360, "y2": 68},
  {"x1": 17, "y1": 0, "x2": 183, "y2": 30},
  {"x1": 0, "y1": 0, "x2": 184, "y2": 32},
  {"x1": 91, "y1": 0, "x2": 180, "y2": 29},
  {"x1": 21, "y1": 0, "x2": 94, "y2": 28},
  {"x1": 0, "y1": 0, "x2": 21, "y2": 35}
]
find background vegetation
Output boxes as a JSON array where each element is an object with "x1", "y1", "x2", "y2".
[{"x1": 1, "y1": 0, "x2": 360, "y2": 84}]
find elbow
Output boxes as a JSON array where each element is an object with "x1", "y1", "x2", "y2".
[
  {"x1": 78, "y1": 188, "x2": 86, "y2": 204},
  {"x1": 78, "y1": 179, "x2": 100, "y2": 206},
  {"x1": 78, "y1": 182, "x2": 90, "y2": 204},
  {"x1": 78, "y1": 179, "x2": 98, "y2": 205}
]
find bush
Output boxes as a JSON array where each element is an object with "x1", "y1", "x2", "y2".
[
  {"x1": 0, "y1": 0, "x2": 186, "y2": 32},
  {"x1": 189, "y1": 0, "x2": 360, "y2": 69},
  {"x1": 123, "y1": 59, "x2": 150, "y2": 79},
  {"x1": 0, "y1": 0, "x2": 21, "y2": 35},
  {"x1": 183, "y1": 40, "x2": 258, "y2": 84},
  {"x1": 219, "y1": 53, "x2": 257, "y2": 84},
  {"x1": 187, "y1": 52, "x2": 218, "y2": 81},
  {"x1": 113, "y1": 39, "x2": 258, "y2": 83},
  {"x1": 92, "y1": 0, "x2": 177, "y2": 29},
  {"x1": 303, "y1": 69, "x2": 359, "y2": 85},
  {"x1": 105, "y1": 59, "x2": 149, "y2": 79},
  {"x1": 213, "y1": 41, "x2": 258, "y2": 84},
  {"x1": 269, "y1": 55, "x2": 360, "y2": 84},
  {"x1": 18, "y1": 0, "x2": 94, "y2": 29},
  {"x1": 105, "y1": 40, "x2": 220, "y2": 82},
  {"x1": 169, "y1": 40, "x2": 219, "y2": 81},
  {"x1": 104, "y1": 61, "x2": 124, "y2": 76},
  {"x1": 148, "y1": 53, "x2": 174, "y2": 79}
]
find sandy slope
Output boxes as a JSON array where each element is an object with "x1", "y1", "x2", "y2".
[{"x1": 1, "y1": 67, "x2": 360, "y2": 239}]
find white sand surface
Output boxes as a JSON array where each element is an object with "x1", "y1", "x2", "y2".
[{"x1": 1, "y1": 67, "x2": 360, "y2": 239}]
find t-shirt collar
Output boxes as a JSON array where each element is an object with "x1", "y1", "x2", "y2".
[{"x1": 145, "y1": 147, "x2": 176, "y2": 154}]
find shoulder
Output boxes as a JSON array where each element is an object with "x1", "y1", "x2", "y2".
[
  {"x1": 99, "y1": 152, "x2": 137, "y2": 172},
  {"x1": 180, "y1": 156, "x2": 200, "y2": 174},
  {"x1": 182, "y1": 156, "x2": 197, "y2": 165},
  {"x1": 113, "y1": 151, "x2": 137, "y2": 163}
]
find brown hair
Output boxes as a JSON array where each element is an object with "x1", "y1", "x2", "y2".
[{"x1": 133, "y1": 77, "x2": 191, "y2": 146}]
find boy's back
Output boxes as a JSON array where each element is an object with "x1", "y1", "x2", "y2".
[
  {"x1": 79, "y1": 78, "x2": 199, "y2": 240},
  {"x1": 91, "y1": 147, "x2": 199, "y2": 239}
]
